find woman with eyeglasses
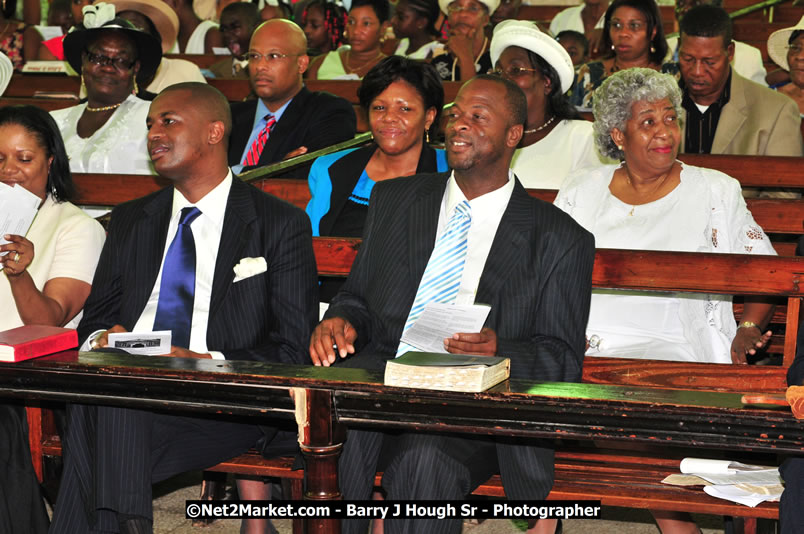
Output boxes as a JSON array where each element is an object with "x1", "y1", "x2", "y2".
[
  {"x1": 570, "y1": 0, "x2": 676, "y2": 109},
  {"x1": 49, "y1": 3, "x2": 161, "y2": 175},
  {"x1": 768, "y1": 16, "x2": 804, "y2": 116},
  {"x1": 431, "y1": 0, "x2": 497, "y2": 81},
  {"x1": 491, "y1": 20, "x2": 601, "y2": 188},
  {"x1": 306, "y1": 0, "x2": 389, "y2": 80}
]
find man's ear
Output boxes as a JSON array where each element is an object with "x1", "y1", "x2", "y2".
[
  {"x1": 297, "y1": 53, "x2": 310, "y2": 75},
  {"x1": 208, "y1": 120, "x2": 226, "y2": 145},
  {"x1": 507, "y1": 123, "x2": 523, "y2": 148},
  {"x1": 726, "y1": 41, "x2": 735, "y2": 62}
]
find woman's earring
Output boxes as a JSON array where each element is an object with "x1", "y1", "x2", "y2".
[
  {"x1": 426, "y1": 129, "x2": 430, "y2": 144},
  {"x1": 80, "y1": 74, "x2": 86, "y2": 92},
  {"x1": 611, "y1": 44, "x2": 615, "y2": 51},
  {"x1": 650, "y1": 45, "x2": 656, "y2": 54},
  {"x1": 132, "y1": 78, "x2": 139, "y2": 95},
  {"x1": 617, "y1": 144, "x2": 623, "y2": 150}
]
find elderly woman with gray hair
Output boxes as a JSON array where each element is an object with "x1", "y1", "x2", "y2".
[{"x1": 556, "y1": 67, "x2": 776, "y2": 367}]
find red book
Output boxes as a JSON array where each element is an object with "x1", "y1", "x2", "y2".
[{"x1": 0, "y1": 325, "x2": 78, "y2": 362}]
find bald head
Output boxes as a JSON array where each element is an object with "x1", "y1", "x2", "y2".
[
  {"x1": 158, "y1": 82, "x2": 232, "y2": 141},
  {"x1": 252, "y1": 18, "x2": 307, "y2": 55}
]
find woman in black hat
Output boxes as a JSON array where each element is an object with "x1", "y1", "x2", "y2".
[{"x1": 50, "y1": 3, "x2": 162, "y2": 175}]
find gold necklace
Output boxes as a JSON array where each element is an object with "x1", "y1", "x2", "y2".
[
  {"x1": 86, "y1": 102, "x2": 123, "y2": 112},
  {"x1": 623, "y1": 165, "x2": 671, "y2": 216}
]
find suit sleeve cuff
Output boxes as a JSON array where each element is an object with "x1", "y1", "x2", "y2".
[{"x1": 208, "y1": 351, "x2": 226, "y2": 360}]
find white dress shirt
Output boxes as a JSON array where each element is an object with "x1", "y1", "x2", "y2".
[
  {"x1": 84, "y1": 172, "x2": 233, "y2": 359},
  {"x1": 437, "y1": 170, "x2": 515, "y2": 306}
]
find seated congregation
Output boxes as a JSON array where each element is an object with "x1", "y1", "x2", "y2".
[{"x1": 0, "y1": 0, "x2": 802, "y2": 533}]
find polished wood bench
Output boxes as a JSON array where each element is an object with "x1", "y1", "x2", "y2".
[{"x1": 24, "y1": 247, "x2": 804, "y2": 533}]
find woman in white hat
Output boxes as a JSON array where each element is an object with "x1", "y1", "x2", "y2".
[
  {"x1": 430, "y1": 0, "x2": 498, "y2": 81},
  {"x1": 490, "y1": 20, "x2": 602, "y2": 189},
  {"x1": 768, "y1": 15, "x2": 804, "y2": 116}
]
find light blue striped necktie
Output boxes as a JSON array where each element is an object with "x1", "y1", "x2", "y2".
[{"x1": 397, "y1": 200, "x2": 472, "y2": 356}]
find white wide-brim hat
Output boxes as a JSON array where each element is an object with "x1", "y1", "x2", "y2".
[
  {"x1": 438, "y1": 0, "x2": 500, "y2": 17},
  {"x1": 768, "y1": 15, "x2": 804, "y2": 72},
  {"x1": 490, "y1": 19, "x2": 575, "y2": 94},
  {"x1": 99, "y1": 0, "x2": 180, "y2": 54},
  {"x1": 0, "y1": 52, "x2": 11, "y2": 96}
]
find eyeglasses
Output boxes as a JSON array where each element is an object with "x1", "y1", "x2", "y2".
[
  {"x1": 447, "y1": 4, "x2": 485, "y2": 14},
  {"x1": 83, "y1": 50, "x2": 137, "y2": 71},
  {"x1": 788, "y1": 44, "x2": 803, "y2": 54},
  {"x1": 610, "y1": 20, "x2": 646, "y2": 32},
  {"x1": 493, "y1": 66, "x2": 539, "y2": 78},
  {"x1": 245, "y1": 52, "x2": 299, "y2": 63}
]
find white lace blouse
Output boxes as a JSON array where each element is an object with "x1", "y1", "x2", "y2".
[
  {"x1": 50, "y1": 94, "x2": 155, "y2": 175},
  {"x1": 554, "y1": 162, "x2": 776, "y2": 364}
]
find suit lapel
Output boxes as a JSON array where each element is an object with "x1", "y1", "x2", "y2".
[
  {"x1": 475, "y1": 180, "x2": 533, "y2": 304},
  {"x1": 210, "y1": 178, "x2": 256, "y2": 317},
  {"x1": 259, "y1": 87, "x2": 310, "y2": 166},
  {"x1": 132, "y1": 189, "x2": 173, "y2": 324},
  {"x1": 711, "y1": 73, "x2": 746, "y2": 154},
  {"x1": 407, "y1": 173, "x2": 449, "y2": 283}
]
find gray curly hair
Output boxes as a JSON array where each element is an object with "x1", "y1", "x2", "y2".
[{"x1": 592, "y1": 68, "x2": 683, "y2": 160}]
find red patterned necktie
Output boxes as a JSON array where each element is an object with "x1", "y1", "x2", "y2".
[{"x1": 242, "y1": 115, "x2": 277, "y2": 167}]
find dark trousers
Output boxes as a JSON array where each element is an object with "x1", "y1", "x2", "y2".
[
  {"x1": 49, "y1": 404, "x2": 263, "y2": 534},
  {"x1": 0, "y1": 404, "x2": 49, "y2": 534},
  {"x1": 339, "y1": 429, "x2": 555, "y2": 534},
  {"x1": 781, "y1": 457, "x2": 804, "y2": 533}
]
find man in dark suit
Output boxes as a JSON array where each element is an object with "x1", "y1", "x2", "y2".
[
  {"x1": 228, "y1": 19, "x2": 357, "y2": 176},
  {"x1": 310, "y1": 75, "x2": 595, "y2": 534},
  {"x1": 50, "y1": 82, "x2": 318, "y2": 534}
]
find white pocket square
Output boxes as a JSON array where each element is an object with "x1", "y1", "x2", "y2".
[{"x1": 233, "y1": 257, "x2": 267, "y2": 283}]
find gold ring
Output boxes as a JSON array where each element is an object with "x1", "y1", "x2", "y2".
[{"x1": 12, "y1": 252, "x2": 20, "y2": 263}]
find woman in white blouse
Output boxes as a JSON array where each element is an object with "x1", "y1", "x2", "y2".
[
  {"x1": 490, "y1": 20, "x2": 602, "y2": 189},
  {"x1": 554, "y1": 64, "x2": 776, "y2": 534},
  {"x1": 50, "y1": 4, "x2": 161, "y2": 175},
  {"x1": 556, "y1": 67, "x2": 775, "y2": 366}
]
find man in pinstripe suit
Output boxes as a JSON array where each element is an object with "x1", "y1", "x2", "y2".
[
  {"x1": 49, "y1": 83, "x2": 318, "y2": 534},
  {"x1": 310, "y1": 75, "x2": 595, "y2": 534}
]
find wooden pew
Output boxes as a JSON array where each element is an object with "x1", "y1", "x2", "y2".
[{"x1": 21, "y1": 247, "x2": 804, "y2": 533}]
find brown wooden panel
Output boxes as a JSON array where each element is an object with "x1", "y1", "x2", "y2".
[
  {"x1": 5, "y1": 74, "x2": 79, "y2": 98},
  {"x1": 582, "y1": 357, "x2": 788, "y2": 392},
  {"x1": 0, "y1": 96, "x2": 76, "y2": 111}
]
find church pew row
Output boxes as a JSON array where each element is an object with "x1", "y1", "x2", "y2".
[{"x1": 29, "y1": 246, "x2": 804, "y2": 532}]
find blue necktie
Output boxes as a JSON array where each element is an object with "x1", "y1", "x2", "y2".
[
  {"x1": 153, "y1": 207, "x2": 202, "y2": 349},
  {"x1": 397, "y1": 200, "x2": 472, "y2": 356}
]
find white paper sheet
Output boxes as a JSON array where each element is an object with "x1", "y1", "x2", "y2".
[
  {"x1": 0, "y1": 183, "x2": 41, "y2": 255},
  {"x1": 679, "y1": 458, "x2": 781, "y2": 485},
  {"x1": 400, "y1": 303, "x2": 491, "y2": 353},
  {"x1": 108, "y1": 331, "x2": 172, "y2": 355},
  {"x1": 703, "y1": 484, "x2": 782, "y2": 507}
]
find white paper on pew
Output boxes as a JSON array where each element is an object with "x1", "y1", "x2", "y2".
[
  {"x1": 0, "y1": 183, "x2": 41, "y2": 255},
  {"x1": 679, "y1": 458, "x2": 780, "y2": 485},
  {"x1": 400, "y1": 303, "x2": 491, "y2": 354},
  {"x1": 108, "y1": 331, "x2": 171, "y2": 355},
  {"x1": 703, "y1": 484, "x2": 782, "y2": 507}
]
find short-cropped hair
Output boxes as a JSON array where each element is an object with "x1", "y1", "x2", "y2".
[
  {"x1": 680, "y1": 4, "x2": 732, "y2": 48},
  {"x1": 0, "y1": 105, "x2": 74, "y2": 202},
  {"x1": 474, "y1": 73, "x2": 527, "y2": 127},
  {"x1": 592, "y1": 67, "x2": 682, "y2": 160},
  {"x1": 358, "y1": 56, "x2": 444, "y2": 137},
  {"x1": 350, "y1": 0, "x2": 390, "y2": 23}
]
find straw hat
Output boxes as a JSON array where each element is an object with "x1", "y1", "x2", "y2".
[
  {"x1": 768, "y1": 15, "x2": 804, "y2": 72},
  {"x1": 438, "y1": 0, "x2": 500, "y2": 17},
  {"x1": 490, "y1": 20, "x2": 575, "y2": 94},
  {"x1": 63, "y1": 3, "x2": 163, "y2": 80},
  {"x1": 100, "y1": 0, "x2": 180, "y2": 53},
  {"x1": 0, "y1": 52, "x2": 12, "y2": 97}
]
